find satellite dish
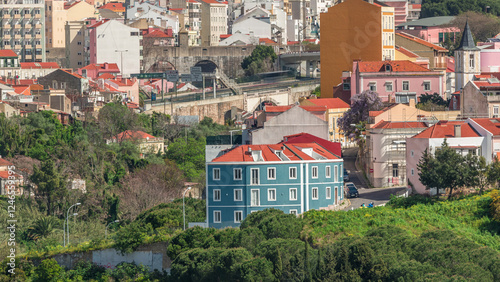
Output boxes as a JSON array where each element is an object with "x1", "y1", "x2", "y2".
[{"x1": 135, "y1": 12, "x2": 141, "y2": 18}]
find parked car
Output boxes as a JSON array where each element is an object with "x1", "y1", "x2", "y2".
[
  {"x1": 345, "y1": 182, "x2": 359, "y2": 198},
  {"x1": 343, "y1": 169, "x2": 349, "y2": 181}
]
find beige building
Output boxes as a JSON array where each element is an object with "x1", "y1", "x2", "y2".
[
  {"x1": 45, "y1": 0, "x2": 96, "y2": 49},
  {"x1": 0, "y1": 101, "x2": 20, "y2": 117},
  {"x1": 65, "y1": 20, "x2": 87, "y2": 69},
  {"x1": 0, "y1": 0, "x2": 45, "y2": 62},
  {"x1": 300, "y1": 97, "x2": 351, "y2": 143},
  {"x1": 107, "y1": 130, "x2": 165, "y2": 156},
  {"x1": 200, "y1": 0, "x2": 228, "y2": 46}
]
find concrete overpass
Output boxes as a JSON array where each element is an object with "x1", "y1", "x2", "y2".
[{"x1": 279, "y1": 51, "x2": 321, "y2": 78}]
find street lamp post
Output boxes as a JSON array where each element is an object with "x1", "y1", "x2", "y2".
[
  {"x1": 183, "y1": 187, "x2": 192, "y2": 230},
  {"x1": 64, "y1": 203, "x2": 81, "y2": 247},
  {"x1": 105, "y1": 220, "x2": 120, "y2": 240},
  {"x1": 66, "y1": 213, "x2": 78, "y2": 246}
]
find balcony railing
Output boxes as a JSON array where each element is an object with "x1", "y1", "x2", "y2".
[
  {"x1": 3, "y1": 34, "x2": 11, "y2": 39},
  {"x1": 14, "y1": 45, "x2": 22, "y2": 50}
]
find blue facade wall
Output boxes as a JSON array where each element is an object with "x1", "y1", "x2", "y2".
[{"x1": 207, "y1": 160, "x2": 344, "y2": 228}]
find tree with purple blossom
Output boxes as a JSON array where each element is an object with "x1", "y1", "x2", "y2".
[{"x1": 337, "y1": 90, "x2": 382, "y2": 145}]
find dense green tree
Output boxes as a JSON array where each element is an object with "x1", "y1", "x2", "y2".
[
  {"x1": 31, "y1": 159, "x2": 68, "y2": 216},
  {"x1": 97, "y1": 102, "x2": 140, "y2": 139},
  {"x1": 113, "y1": 221, "x2": 153, "y2": 254},
  {"x1": 33, "y1": 259, "x2": 62, "y2": 282},
  {"x1": 166, "y1": 137, "x2": 205, "y2": 181},
  {"x1": 167, "y1": 226, "x2": 217, "y2": 260},
  {"x1": 241, "y1": 45, "x2": 277, "y2": 76},
  {"x1": 421, "y1": 0, "x2": 500, "y2": 18},
  {"x1": 488, "y1": 157, "x2": 500, "y2": 189}
]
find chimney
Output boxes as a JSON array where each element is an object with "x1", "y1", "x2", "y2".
[
  {"x1": 104, "y1": 62, "x2": 109, "y2": 69},
  {"x1": 409, "y1": 98, "x2": 416, "y2": 108},
  {"x1": 454, "y1": 124, "x2": 461, "y2": 137}
]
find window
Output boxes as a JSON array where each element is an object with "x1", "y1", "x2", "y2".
[
  {"x1": 268, "y1": 167, "x2": 276, "y2": 180},
  {"x1": 469, "y1": 54, "x2": 474, "y2": 68},
  {"x1": 289, "y1": 188, "x2": 297, "y2": 200},
  {"x1": 385, "y1": 64, "x2": 392, "y2": 71},
  {"x1": 312, "y1": 166, "x2": 318, "y2": 178},
  {"x1": 424, "y1": 81, "x2": 431, "y2": 91},
  {"x1": 325, "y1": 166, "x2": 331, "y2": 178},
  {"x1": 268, "y1": 189, "x2": 276, "y2": 201},
  {"x1": 213, "y1": 168, "x2": 220, "y2": 180},
  {"x1": 289, "y1": 167, "x2": 297, "y2": 179},
  {"x1": 214, "y1": 211, "x2": 221, "y2": 223},
  {"x1": 290, "y1": 209, "x2": 297, "y2": 216},
  {"x1": 411, "y1": 150, "x2": 414, "y2": 157},
  {"x1": 343, "y1": 82, "x2": 350, "y2": 90},
  {"x1": 369, "y1": 82, "x2": 376, "y2": 91},
  {"x1": 386, "y1": 82, "x2": 393, "y2": 92},
  {"x1": 233, "y1": 168, "x2": 242, "y2": 180},
  {"x1": 77, "y1": 41, "x2": 82, "y2": 45},
  {"x1": 251, "y1": 189, "x2": 260, "y2": 206},
  {"x1": 402, "y1": 81, "x2": 409, "y2": 91},
  {"x1": 392, "y1": 164, "x2": 399, "y2": 178},
  {"x1": 213, "y1": 189, "x2": 221, "y2": 201},
  {"x1": 411, "y1": 168, "x2": 414, "y2": 176},
  {"x1": 334, "y1": 166, "x2": 338, "y2": 182},
  {"x1": 234, "y1": 189, "x2": 242, "y2": 201},
  {"x1": 326, "y1": 187, "x2": 331, "y2": 199},
  {"x1": 312, "y1": 188, "x2": 318, "y2": 200},
  {"x1": 234, "y1": 211, "x2": 243, "y2": 223},
  {"x1": 130, "y1": 32, "x2": 139, "y2": 36},
  {"x1": 251, "y1": 168, "x2": 259, "y2": 185},
  {"x1": 77, "y1": 62, "x2": 82, "y2": 66},
  {"x1": 493, "y1": 106, "x2": 499, "y2": 117}
]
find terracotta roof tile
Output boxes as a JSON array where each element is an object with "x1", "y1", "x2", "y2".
[
  {"x1": 99, "y1": 2, "x2": 125, "y2": 12},
  {"x1": 97, "y1": 73, "x2": 116, "y2": 79},
  {"x1": 0, "y1": 171, "x2": 22, "y2": 179},
  {"x1": 112, "y1": 130, "x2": 157, "y2": 141},
  {"x1": 371, "y1": 120, "x2": 428, "y2": 129},
  {"x1": 358, "y1": 60, "x2": 430, "y2": 72},
  {"x1": 395, "y1": 46, "x2": 419, "y2": 58},
  {"x1": 265, "y1": 105, "x2": 327, "y2": 113},
  {"x1": 259, "y1": 38, "x2": 276, "y2": 44},
  {"x1": 281, "y1": 133, "x2": 342, "y2": 157},
  {"x1": 397, "y1": 32, "x2": 448, "y2": 51},
  {"x1": 81, "y1": 63, "x2": 119, "y2": 71},
  {"x1": 20, "y1": 62, "x2": 60, "y2": 69},
  {"x1": 307, "y1": 98, "x2": 350, "y2": 109},
  {"x1": 0, "y1": 50, "x2": 18, "y2": 57},
  {"x1": 88, "y1": 19, "x2": 110, "y2": 28},
  {"x1": 0, "y1": 158, "x2": 13, "y2": 167},
  {"x1": 413, "y1": 121, "x2": 480, "y2": 138},
  {"x1": 471, "y1": 118, "x2": 500, "y2": 135},
  {"x1": 144, "y1": 30, "x2": 173, "y2": 38}
]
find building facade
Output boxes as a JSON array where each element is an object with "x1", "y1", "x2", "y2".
[
  {"x1": 0, "y1": 0, "x2": 45, "y2": 62},
  {"x1": 207, "y1": 143, "x2": 344, "y2": 228},
  {"x1": 0, "y1": 50, "x2": 20, "y2": 79},
  {"x1": 201, "y1": 0, "x2": 228, "y2": 46},
  {"x1": 454, "y1": 21, "x2": 480, "y2": 92},
  {"x1": 320, "y1": 0, "x2": 395, "y2": 98}
]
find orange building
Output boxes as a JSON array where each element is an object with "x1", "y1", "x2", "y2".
[{"x1": 320, "y1": 0, "x2": 395, "y2": 98}]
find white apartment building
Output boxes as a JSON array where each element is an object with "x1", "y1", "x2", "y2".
[
  {"x1": 201, "y1": 0, "x2": 228, "y2": 46},
  {"x1": 381, "y1": 5, "x2": 395, "y2": 60},
  {"x1": 1, "y1": 0, "x2": 45, "y2": 62}
]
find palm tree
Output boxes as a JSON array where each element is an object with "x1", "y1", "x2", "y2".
[{"x1": 26, "y1": 217, "x2": 61, "y2": 242}]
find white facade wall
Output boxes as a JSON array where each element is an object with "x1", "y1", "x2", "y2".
[
  {"x1": 95, "y1": 21, "x2": 141, "y2": 76},
  {"x1": 287, "y1": 16, "x2": 300, "y2": 42},
  {"x1": 455, "y1": 49, "x2": 481, "y2": 91},
  {"x1": 232, "y1": 18, "x2": 271, "y2": 39}
]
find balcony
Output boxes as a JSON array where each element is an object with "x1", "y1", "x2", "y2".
[
  {"x1": 3, "y1": 45, "x2": 11, "y2": 50},
  {"x1": 14, "y1": 45, "x2": 22, "y2": 50},
  {"x1": 14, "y1": 34, "x2": 21, "y2": 39},
  {"x1": 35, "y1": 44, "x2": 41, "y2": 49},
  {"x1": 35, "y1": 54, "x2": 42, "y2": 60},
  {"x1": 487, "y1": 95, "x2": 500, "y2": 102},
  {"x1": 25, "y1": 54, "x2": 32, "y2": 60},
  {"x1": 24, "y1": 13, "x2": 31, "y2": 19},
  {"x1": 3, "y1": 14, "x2": 10, "y2": 19},
  {"x1": 35, "y1": 34, "x2": 41, "y2": 39},
  {"x1": 24, "y1": 23, "x2": 31, "y2": 28},
  {"x1": 14, "y1": 24, "x2": 21, "y2": 29},
  {"x1": 34, "y1": 14, "x2": 41, "y2": 19},
  {"x1": 25, "y1": 34, "x2": 31, "y2": 39},
  {"x1": 35, "y1": 24, "x2": 41, "y2": 29},
  {"x1": 13, "y1": 14, "x2": 21, "y2": 19},
  {"x1": 3, "y1": 34, "x2": 11, "y2": 39}
]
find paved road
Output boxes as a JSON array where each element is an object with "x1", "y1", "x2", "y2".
[{"x1": 342, "y1": 147, "x2": 406, "y2": 210}]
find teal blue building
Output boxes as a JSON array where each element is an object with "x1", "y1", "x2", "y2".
[{"x1": 206, "y1": 142, "x2": 344, "y2": 228}]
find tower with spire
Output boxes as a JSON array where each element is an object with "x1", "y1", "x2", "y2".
[{"x1": 455, "y1": 20, "x2": 481, "y2": 91}]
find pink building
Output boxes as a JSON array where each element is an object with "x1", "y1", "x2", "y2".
[
  {"x1": 477, "y1": 42, "x2": 500, "y2": 73},
  {"x1": 351, "y1": 60, "x2": 445, "y2": 103},
  {"x1": 78, "y1": 63, "x2": 120, "y2": 80},
  {"x1": 378, "y1": 0, "x2": 407, "y2": 26},
  {"x1": 396, "y1": 16, "x2": 460, "y2": 45},
  {"x1": 406, "y1": 121, "x2": 485, "y2": 195},
  {"x1": 104, "y1": 78, "x2": 140, "y2": 104}
]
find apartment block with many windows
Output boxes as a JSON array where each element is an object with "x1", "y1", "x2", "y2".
[
  {"x1": 206, "y1": 142, "x2": 344, "y2": 228},
  {"x1": 1, "y1": 0, "x2": 45, "y2": 62}
]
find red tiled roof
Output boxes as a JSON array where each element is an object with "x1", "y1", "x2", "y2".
[
  {"x1": 144, "y1": 30, "x2": 173, "y2": 38},
  {"x1": 259, "y1": 38, "x2": 276, "y2": 44},
  {"x1": 187, "y1": 0, "x2": 199, "y2": 2},
  {"x1": 64, "y1": 1, "x2": 80, "y2": 9},
  {"x1": 288, "y1": 41, "x2": 300, "y2": 45},
  {"x1": 281, "y1": 133, "x2": 342, "y2": 157},
  {"x1": 0, "y1": 158, "x2": 13, "y2": 167},
  {"x1": 413, "y1": 121, "x2": 480, "y2": 138},
  {"x1": 62, "y1": 69, "x2": 84, "y2": 79},
  {"x1": 211, "y1": 142, "x2": 340, "y2": 162},
  {"x1": 88, "y1": 19, "x2": 110, "y2": 28},
  {"x1": 474, "y1": 74, "x2": 491, "y2": 79},
  {"x1": 395, "y1": 46, "x2": 419, "y2": 58},
  {"x1": 471, "y1": 118, "x2": 500, "y2": 135},
  {"x1": 220, "y1": 34, "x2": 231, "y2": 39},
  {"x1": 170, "y1": 8, "x2": 183, "y2": 11},
  {"x1": 265, "y1": 105, "x2": 327, "y2": 113},
  {"x1": 18, "y1": 79, "x2": 37, "y2": 85},
  {"x1": 307, "y1": 98, "x2": 350, "y2": 109},
  {"x1": 97, "y1": 73, "x2": 116, "y2": 79},
  {"x1": 371, "y1": 120, "x2": 428, "y2": 129},
  {"x1": 369, "y1": 111, "x2": 383, "y2": 117},
  {"x1": 99, "y1": 2, "x2": 125, "y2": 12},
  {"x1": 410, "y1": 4, "x2": 421, "y2": 9},
  {"x1": 397, "y1": 32, "x2": 448, "y2": 51},
  {"x1": 112, "y1": 130, "x2": 157, "y2": 141},
  {"x1": 358, "y1": 60, "x2": 430, "y2": 72},
  {"x1": 0, "y1": 50, "x2": 18, "y2": 57},
  {"x1": 81, "y1": 63, "x2": 119, "y2": 71},
  {"x1": 472, "y1": 81, "x2": 500, "y2": 88},
  {"x1": 13, "y1": 86, "x2": 30, "y2": 95},
  {"x1": 0, "y1": 171, "x2": 22, "y2": 179},
  {"x1": 20, "y1": 62, "x2": 60, "y2": 69}
]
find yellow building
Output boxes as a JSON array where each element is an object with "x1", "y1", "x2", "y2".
[
  {"x1": 46, "y1": 0, "x2": 96, "y2": 49},
  {"x1": 320, "y1": 0, "x2": 395, "y2": 98},
  {"x1": 300, "y1": 97, "x2": 351, "y2": 142}
]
